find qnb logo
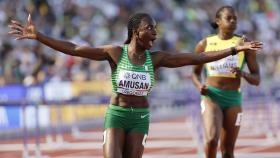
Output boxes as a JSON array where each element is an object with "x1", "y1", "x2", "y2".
[
  {"x1": 124, "y1": 72, "x2": 131, "y2": 79},
  {"x1": 131, "y1": 73, "x2": 146, "y2": 80},
  {"x1": 123, "y1": 72, "x2": 147, "y2": 80}
]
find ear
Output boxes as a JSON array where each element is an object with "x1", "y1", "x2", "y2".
[
  {"x1": 215, "y1": 17, "x2": 221, "y2": 26},
  {"x1": 133, "y1": 29, "x2": 139, "y2": 38}
]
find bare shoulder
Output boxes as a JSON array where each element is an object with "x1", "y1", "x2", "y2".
[
  {"x1": 150, "y1": 50, "x2": 167, "y2": 59},
  {"x1": 150, "y1": 50, "x2": 168, "y2": 68},
  {"x1": 195, "y1": 38, "x2": 207, "y2": 53},
  {"x1": 197, "y1": 38, "x2": 207, "y2": 48},
  {"x1": 100, "y1": 45, "x2": 121, "y2": 55},
  {"x1": 100, "y1": 45, "x2": 122, "y2": 53},
  {"x1": 104, "y1": 45, "x2": 123, "y2": 63}
]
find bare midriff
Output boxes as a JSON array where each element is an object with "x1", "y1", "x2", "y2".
[
  {"x1": 110, "y1": 93, "x2": 149, "y2": 108},
  {"x1": 206, "y1": 76, "x2": 241, "y2": 90}
]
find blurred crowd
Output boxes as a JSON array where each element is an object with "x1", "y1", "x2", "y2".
[{"x1": 0, "y1": 0, "x2": 279, "y2": 86}]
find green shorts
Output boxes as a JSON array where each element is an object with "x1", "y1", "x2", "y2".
[
  {"x1": 104, "y1": 105, "x2": 150, "y2": 134},
  {"x1": 203, "y1": 86, "x2": 242, "y2": 110}
]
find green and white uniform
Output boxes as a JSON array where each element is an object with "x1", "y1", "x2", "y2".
[
  {"x1": 104, "y1": 44, "x2": 155, "y2": 134},
  {"x1": 111, "y1": 45, "x2": 155, "y2": 96},
  {"x1": 202, "y1": 35, "x2": 244, "y2": 109}
]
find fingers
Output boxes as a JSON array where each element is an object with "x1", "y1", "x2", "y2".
[
  {"x1": 8, "y1": 24, "x2": 24, "y2": 32},
  {"x1": 8, "y1": 30, "x2": 22, "y2": 36},
  {"x1": 242, "y1": 41, "x2": 263, "y2": 51},
  {"x1": 250, "y1": 41, "x2": 263, "y2": 45},
  {"x1": 9, "y1": 34, "x2": 27, "y2": 40},
  {"x1": 8, "y1": 19, "x2": 28, "y2": 36},
  {"x1": 8, "y1": 27, "x2": 23, "y2": 38},
  {"x1": 11, "y1": 20, "x2": 24, "y2": 27},
  {"x1": 200, "y1": 84, "x2": 207, "y2": 89},
  {"x1": 8, "y1": 23, "x2": 26, "y2": 39},
  {"x1": 28, "y1": 13, "x2": 33, "y2": 25},
  {"x1": 8, "y1": 15, "x2": 35, "y2": 40},
  {"x1": 250, "y1": 41, "x2": 263, "y2": 49},
  {"x1": 230, "y1": 67, "x2": 242, "y2": 78},
  {"x1": 15, "y1": 35, "x2": 29, "y2": 40},
  {"x1": 8, "y1": 24, "x2": 24, "y2": 38},
  {"x1": 8, "y1": 20, "x2": 25, "y2": 37},
  {"x1": 230, "y1": 67, "x2": 239, "y2": 73},
  {"x1": 200, "y1": 84, "x2": 208, "y2": 92},
  {"x1": 200, "y1": 85, "x2": 208, "y2": 95},
  {"x1": 8, "y1": 31, "x2": 25, "y2": 40},
  {"x1": 241, "y1": 35, "x2": 246, "y2": 42}
]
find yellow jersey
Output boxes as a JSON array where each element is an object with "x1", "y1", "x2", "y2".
[{"x1": 204, "y1": 35, "x2": 245, "y2": 78}]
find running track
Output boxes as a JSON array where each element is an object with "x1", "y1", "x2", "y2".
[{"x1": 0, "y1": 115, "x2": 280, "y2": 158}]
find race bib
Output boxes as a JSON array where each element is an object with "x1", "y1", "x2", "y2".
[
  {"x1": 117, "y1": 70, "x2": 151, "y2": 96},
  {"x1": 207, "y1": 55, "x2": 238, "y2": 75}
]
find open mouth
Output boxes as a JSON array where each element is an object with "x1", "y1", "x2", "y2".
[
  {"x1": 229, "y1": 24, "x2": 236, "y2": 29},
  {"x1": 148, "y1": 38, "x2": 156, "y2": 47}
]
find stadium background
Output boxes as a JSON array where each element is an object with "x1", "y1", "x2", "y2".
[{"x1": 0, "y1": 0, "x2": 280, "y2": 157}]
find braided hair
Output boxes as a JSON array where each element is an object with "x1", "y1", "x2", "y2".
[
  {"x1": 125, "y1": 13, "x2": 151, "y2": 44},
  {"x1": 211, "y1": 6, "x2": 235, "y2": 29}
]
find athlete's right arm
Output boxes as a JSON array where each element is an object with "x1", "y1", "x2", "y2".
[
  {"x1": 191, "y1": 39, "x2": 208, "y2": 95},
  {"x1": 8, "y1": 14, "x2": 111, "y2": 61},
  {"x1": 36, "y1": 32, "x2": 112, "y2": 60}
]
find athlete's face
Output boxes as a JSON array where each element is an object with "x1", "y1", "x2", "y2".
[
  {"x1": 216, "y1": 9, "x2": 237, "y2": 32},
  {"x1": 135, "y1": 17, "x2": 157, "y2": 50}
]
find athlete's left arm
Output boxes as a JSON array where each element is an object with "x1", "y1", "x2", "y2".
[
  {"x1": 152, "y1": 40, "x2": 262, "y2": 69},
  {"x1": 242, "y1": 50, "x2": 260, "y2": 86},
  {"x1": 152, "y1": 49, "x2": 235, "y2": 68}
]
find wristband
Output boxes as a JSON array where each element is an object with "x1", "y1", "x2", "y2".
[{"x1": 231, "y1": 47, "x2": 238, "y2": 56}]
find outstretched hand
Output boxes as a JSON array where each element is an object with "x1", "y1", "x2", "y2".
[
  {"x1": 8, "y1": 14, "x2": 37, "y2": 40},
  {"x1": 235, "y1": 35, "x2": 263, "y2": 52}
]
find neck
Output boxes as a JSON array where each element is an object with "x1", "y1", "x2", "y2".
[
  {"x1": 127, "y1": 40, "x2": 146, "y2": 59},
  {"x1": 217, "y1": 30, "x2": 234, "y2": 40}
]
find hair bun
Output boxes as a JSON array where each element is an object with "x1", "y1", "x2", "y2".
[{"x1": 210, "y1": 22, "x2": 218, "y2": 29}]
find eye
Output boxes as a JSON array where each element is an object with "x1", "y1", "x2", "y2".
[
  {"x1": 146, "y1": 25, "x2": 156, "y2": 30},
  {"x1": 226, "y1": 16, "x2": 237, "y2": 21}
]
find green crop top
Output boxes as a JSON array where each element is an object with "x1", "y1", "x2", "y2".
[{"x1": 111, "y1": 45, "x2": 155, "y2": 96}]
